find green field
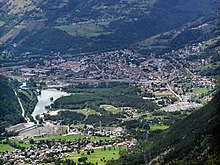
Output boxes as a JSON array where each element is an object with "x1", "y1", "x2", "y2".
[
  {"x1": 66, "y1": 147, "x2": 124, "y2": 165},
  {"x1": 0, "y1": 139, "x2": 35, "y2": 152},
  {"x1": 150, "y1": 124, "x2": 169, "y2": 131},
  {"x1": 100, "y1": 105, "x2": 122, "y2": 114},
  {"x1": 0, "y1": 144, "x2": 16, "y2": 152},
  {"x1": 186, "y1": 87, "x2": 209, "y2": 95},
  {"x1": 192, "y1": 88, "x2": 209, "y2": 94},
  {"x1": 74, "y1": 108, "x2": 98, "y2": 115},
  {"x1": 56, "y1": 23, "x2": 108, "y2": 37},
  {"x1": 8, "y1": 139, "x2": 34, "y2": 148},
  {"x1": 0, "y1": 21, "x2": 4, "y2": 26}
]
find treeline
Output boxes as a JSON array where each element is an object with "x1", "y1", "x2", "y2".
[
  {"x1": 44, "y1": 111, "x2": 85, "y2": 125},
  {"x1": 52, "y1": 84, "x2": 158, "y2": 112},
  {"x1": 0, "y1": 76, "x2": 24, "y2": 134},
  {"x1": 46, "y1": 84, "x2": 158, "y2": 126},
  {"x1": 85, "y1": 113, "x2": 120, "y2": 126}
]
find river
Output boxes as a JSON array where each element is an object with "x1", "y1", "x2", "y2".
[{"x1": 32, "y1": 89, "x2": 69, "y2": 121}]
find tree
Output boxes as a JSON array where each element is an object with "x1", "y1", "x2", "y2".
[
  {"x1": 29, "y1": 139, "x2": 35, "y2": 144},
  {"x1": 78, "y1": 157, "x2": 88, "y2": 163}
]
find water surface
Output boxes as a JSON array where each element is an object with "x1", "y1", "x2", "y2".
[{"x1": 32, "y1": 89, "x2": 69, "y2": 121}]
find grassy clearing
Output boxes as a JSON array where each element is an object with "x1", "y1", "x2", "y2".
[
  {"x1": 56, "y1": 23, "x2": 106, "y2": 37},
  {"x1": 100, "y1": 105, "x2": 122, "y2": 114},
  {"x1": 187, "y1": 88, "x2": 209, "y2": 95},
  {"x1": 0, "y1": 139, "x2": 35, "y2": 151},
  {"x1": 8, "y1": 140, "x2": 34, "y2": 148},
  {"x1": 192, "y1": 88, "x2": 209, "y2": 94},
  {"x1": 150, "y1": 124, "x2": 169, "y2": 131},
  {"x1": 74, "y1": 108, "x2": 98, "y2": 115},
  {"x1": 0, "y1": 144, "x2": 16, "y2": 152},
  {"x1": 14, "y1": 24, "x2": 26, "y2": 29},
  {"x1": 0, "y1": 21, "x2": 5, "y2": 26},
  {"x1": 66, "y1": 147, "x2": 124, "y2": 165}
]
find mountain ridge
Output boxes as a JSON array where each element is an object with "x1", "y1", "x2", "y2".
[{"x1": 0, "y1": 0, "x2": 218, "y2": 55}]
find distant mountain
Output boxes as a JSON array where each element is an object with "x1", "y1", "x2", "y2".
[
  {"x1": 0, "y1": 0, "x2": 218, "y2": 55},
  {"x1": 0, "y1": 76, "x2": 24, "y2": 134},
  {"x1": 109, "y1": 91, "x2": 220, "y2": 164}
]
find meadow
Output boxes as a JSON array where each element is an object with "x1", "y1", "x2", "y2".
[{"x1": 66, "y1": 146, "x2": 124, "y2": 165}]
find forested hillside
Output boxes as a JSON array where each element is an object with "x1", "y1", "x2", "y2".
[
  {"x1": 108, "y1": 90, "x2": 220, "y2": 164},
  {"x1": 0, "y1": 0, "x2": 218, "y2": 56},
  {"x1": 0, "y1": 76, "x2": 24, "y2": 134}
]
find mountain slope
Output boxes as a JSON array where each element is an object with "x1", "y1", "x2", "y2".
[
  {"x1": 0, "y1": 76, "x2": 24, "y2": 134},
  {"x1": 0, "y1": 0, "x2": 217, "y2": 55},
  {"x1": 134, "y1": 14, "x2": 220, "y2": 54},
  {"x1": 109, "y1": 91, "x2": 220, "y2": 164},
  {"x1": 149, "y1": 91, "x2": 220, "y2": 164}
]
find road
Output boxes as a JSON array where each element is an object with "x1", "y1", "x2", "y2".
[
  {"x1": 14, "y1": 90, "x2": 30, "y2": 122},
  {"x1": 166, "y1": 83, "x2": 182, "y2": 101}
]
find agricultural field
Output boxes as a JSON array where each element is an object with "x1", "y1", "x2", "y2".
[
  {"x1": 0, "y1": 144, "x2": 15, "y2": 152},
  {"x1": 100, "y1": 105, "x2": 122, "y2": 114},
  {"x1": 0, "y1": 138, "x2": 35, "y2": 152},
  {"x1": 186, "y1": 87, "x2": 211, "y2": 103},
  {"x1": 66, "y1": 147, "x2": 124, "y2": 165},
  {"x1": 6, "y1": 0, "x2": 36, "y2": 15},
  {"x1": 191, "y1": 88, "x2": 209, "y2": 94},
  {"x1": 6, "y1": 139, "x2": 34, "y2": 148},
  {"x1": 74, "y1": 108, "x2": 98, "y2": 115},
  {"x1": 56, "y1": 22, "x2": 109, "y2": 37},
  {"x1": 149, "y1": 124, "x2": 169, "y2": 131},
  {"x1": 0, "y1": 28, "x2": 21, "y2": 44}
]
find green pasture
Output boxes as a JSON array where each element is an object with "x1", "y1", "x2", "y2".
[
  {"x1": 66, "y1": 147, "x2": 124, "y2": 165},
  {"x1": 0, "y1": 144, "x2": 15, "y2": 152},
  {"x1": 56, "y1": 23, "x2": 108, "y2": 37},
  {"x1": 100, "y1": 105, "x2": 122, "y2": 114},
  {"x1": 150, "y1": 124, "x2": 169, "y2": 131}
]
